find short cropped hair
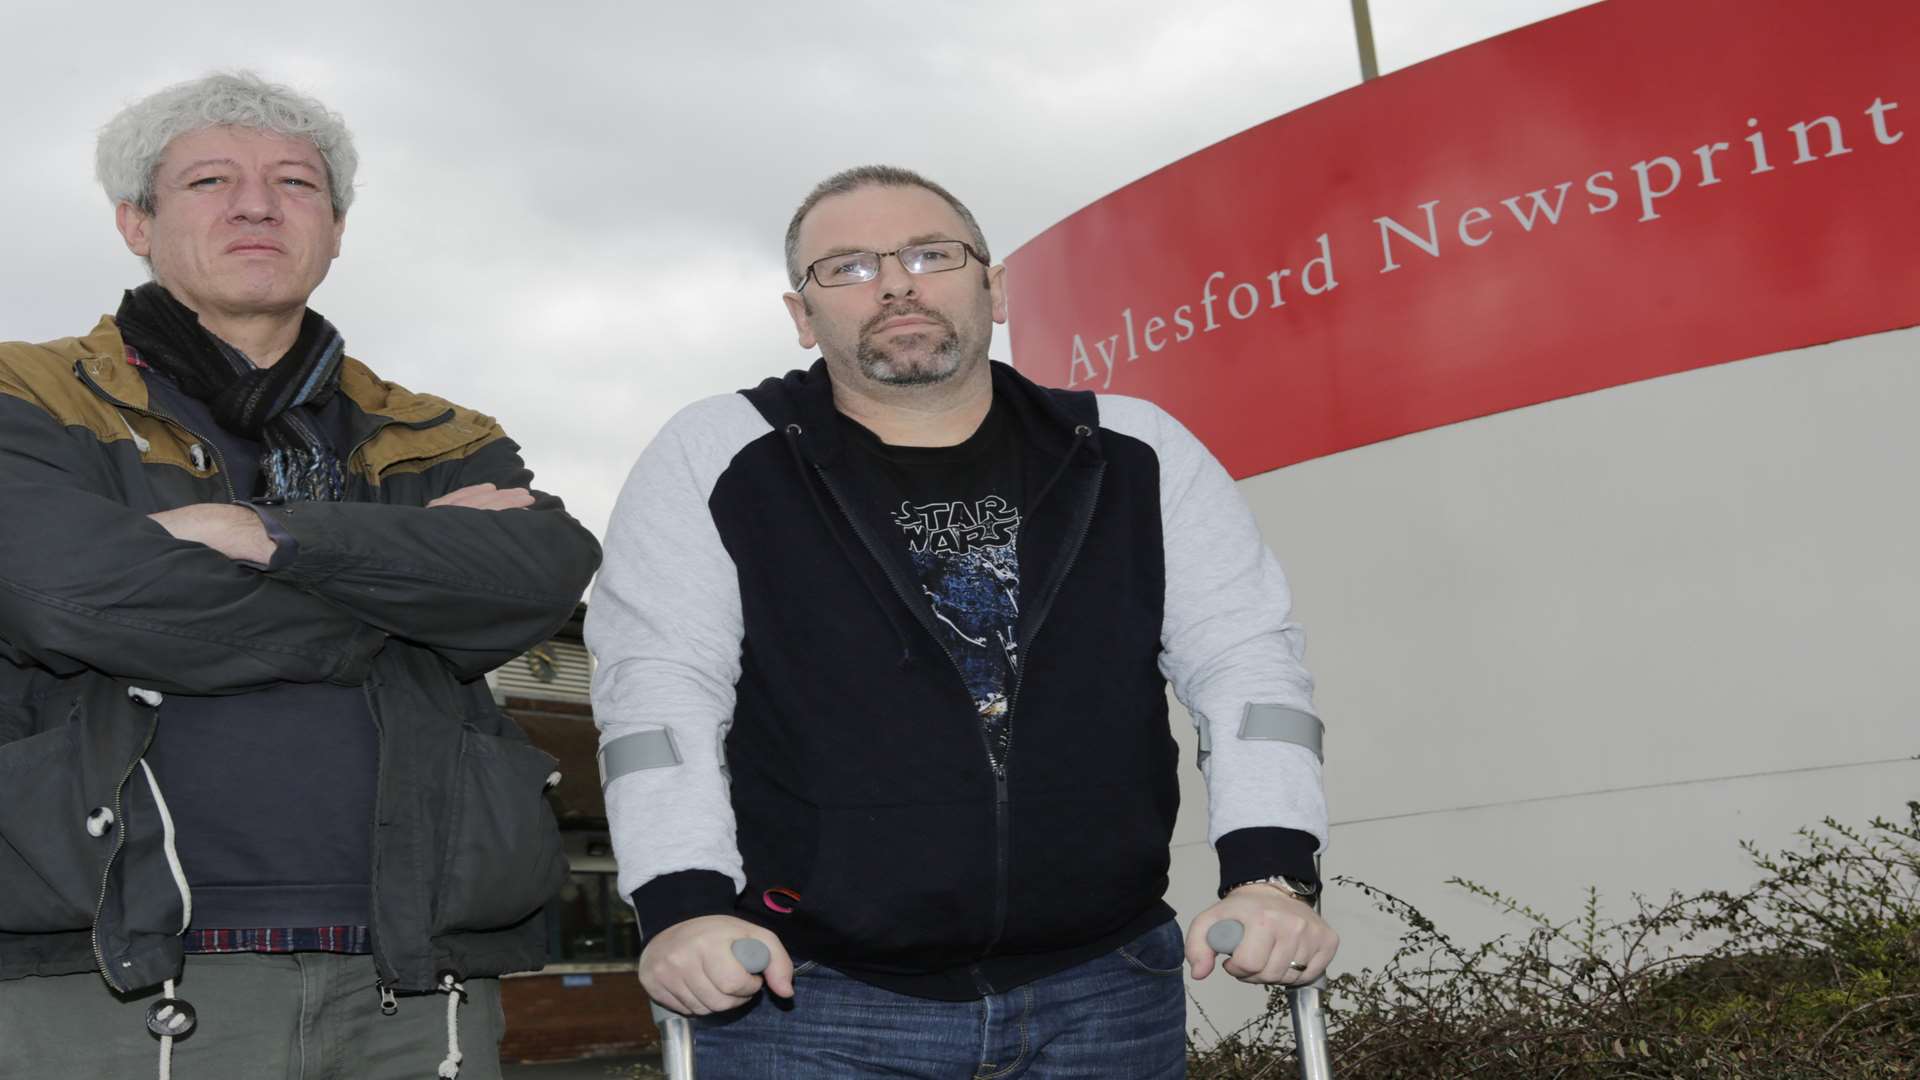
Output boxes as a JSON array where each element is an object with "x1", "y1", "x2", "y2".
[
  {"x1": 96, "y1": 71, "x2": 358, "y2": 219},
  {"x1": 784, "y1": 165, "x2": 991, "y2": 289}
]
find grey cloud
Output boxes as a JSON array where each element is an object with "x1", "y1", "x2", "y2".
[{"x1": 2, "y1": 0, "x2": 1581, "y2": 538}]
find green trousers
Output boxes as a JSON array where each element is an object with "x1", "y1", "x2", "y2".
[{"x1": 0, "y1": 952, "x2": 504, "y2": 1080}]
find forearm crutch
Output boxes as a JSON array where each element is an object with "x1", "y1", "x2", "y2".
[
  {"x1": 651, "y1": 938, "x2": 771, "y2": 1080},
  {"x1": 1201, "y1": 705, "x2": 1331, "y2": 1076}
]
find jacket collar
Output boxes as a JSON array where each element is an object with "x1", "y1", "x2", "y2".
[
  {"x1": 740, "y1": 357, "x2": 1101, "y2": 466},
  {"x1": 79, "y1": 314, "x2": 453, "y2": 445},
  {"x1": 71, "y1": 316, "x2": 153, "y2": 411},
  {"x1": 79, "y1": 309, "x2": 464, "y2": 472},
  {"x1": 332, "y1": 355, "x2": 458, "y2": 458}
]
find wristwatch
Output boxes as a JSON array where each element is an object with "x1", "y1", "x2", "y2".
[{"x1": 1221, "y1": 874, "x2": 1320, "y2": 901}]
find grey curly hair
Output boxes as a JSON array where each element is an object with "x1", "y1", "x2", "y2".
[{"x1": 96, "y1": 71, "x2": 358, "y2": 219}]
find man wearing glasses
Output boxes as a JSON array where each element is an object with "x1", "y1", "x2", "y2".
[{"x1": 589, "y1": 166, "x2": 1336, "y2": 1077}]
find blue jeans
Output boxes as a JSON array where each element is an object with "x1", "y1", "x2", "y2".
[{"x1": 694, "y1": 919, "x2": 1188, "y2": 1079}]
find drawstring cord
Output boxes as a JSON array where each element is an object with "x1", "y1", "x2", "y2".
[
  {"x1": 436, "y1": 973, "x2": 466, "y2": 1078},
  {"x1": 119, "y1": 413, "x2": 152, "y2": 454},
  {"x1": 155, "y1": 978, "x2": 177, "y2": 1080},
  {"x1": 435, "y1": 973, "x2": 466, "y2": 1078},
  {"x1": 782, "y1": 424, "x2": 918, "y2": 666},
  {"x1": 145, "y1": 970, "x2": 475, "y2": 1079}
]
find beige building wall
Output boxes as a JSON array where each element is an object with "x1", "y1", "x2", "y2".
[{"x1": 1170, "y1": 326, "x2": 1920, "y2": 1038}]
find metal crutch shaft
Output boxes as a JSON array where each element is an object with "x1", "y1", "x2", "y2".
[
  {"x1": 1208, "y1": 919, "x2": 1333, "y2": 1080},
  {"x1": 650, "y1": 937, "x2": 771, "y2": 1080}
]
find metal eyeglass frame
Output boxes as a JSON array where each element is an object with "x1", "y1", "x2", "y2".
[{"x1": 798, "y1": 240, "x2": 988, "y2": 292}]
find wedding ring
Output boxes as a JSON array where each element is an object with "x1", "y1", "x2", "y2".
[{"x1": 1288, "y1": 961, "x2": 1308, "y2": 971}]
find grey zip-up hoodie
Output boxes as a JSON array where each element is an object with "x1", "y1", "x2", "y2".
[{"x1": 589, "y1": 360, "x2": 1325, "y2": 1000}]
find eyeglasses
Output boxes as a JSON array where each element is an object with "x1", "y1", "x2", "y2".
[{"x1": 798, "y1": 240, "x2": 986, "y2": 291}]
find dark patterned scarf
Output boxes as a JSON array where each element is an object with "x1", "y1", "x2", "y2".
[{"x1": 115, "y1": 282, "x2": 347, "y2": 502}]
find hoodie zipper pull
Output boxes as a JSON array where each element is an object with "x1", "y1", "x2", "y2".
[{"x1": 377, "y1": 979, "x2": 398, "y2": 1016}]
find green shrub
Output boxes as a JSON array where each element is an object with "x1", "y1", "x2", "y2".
[{"x1": 1191, "y1": 802, "x2": 1920, "y2": 1079}]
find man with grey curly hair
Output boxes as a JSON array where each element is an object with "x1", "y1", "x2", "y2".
[{"x1": 0, "y1": 72, "x2": 600, "y2": 1079}]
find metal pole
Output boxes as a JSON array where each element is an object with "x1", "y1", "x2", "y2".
[
  {"x1": 1289, "y1": 982, "x2": 1335, "y2": 1080},
  {"x1": 1350, "y1": 0, "x2": 1381, "y2": 81},
  {"x1": 653, "y1": 1010, "x2": 695, "y2": 1080}
]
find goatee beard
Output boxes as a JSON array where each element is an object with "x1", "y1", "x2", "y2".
[
  {"x1": 856, "y1": 302, "x2": 967, "y2": 385},
  {"x1": 858, "y1": 331, "x2": 964, "y2": 385}
]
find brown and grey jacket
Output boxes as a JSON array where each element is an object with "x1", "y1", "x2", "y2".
[{"x1": 0, "y1": 315, "x2": 600, "y2": 994}]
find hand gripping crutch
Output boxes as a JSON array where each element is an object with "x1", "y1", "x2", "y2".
[
  {"x1": 1208, "y1": 919, "x2": 1333, "y2": 1080},
  {"x1": 651, "y1": 938, "x2": 771, "y2": 1080},
  {"x1": 1198, "y1": 704, "x2": 1331, "y2": 1077}
]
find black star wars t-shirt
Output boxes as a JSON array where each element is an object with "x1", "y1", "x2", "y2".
[{"x1": 840, "y1": 398, "x2": 1025, "y2": 771}]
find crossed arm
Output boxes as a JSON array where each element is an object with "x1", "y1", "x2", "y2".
[
  {"x1": 155, "y1": 481, "x2": 539, "y2": 568},
  {"x1": 149, "y1": 482, "x2": 534, "y2": 564},
  {"x1": 0, "y1": 393, "x2": 597, "y2": 695},
  {"x1": 0, "y1": 395, "x2": 381, "y2": 692}
]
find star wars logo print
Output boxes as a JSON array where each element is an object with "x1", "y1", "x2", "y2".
[{"x1": 892, "y1": 495, "x2": 1020, "y2": 557}]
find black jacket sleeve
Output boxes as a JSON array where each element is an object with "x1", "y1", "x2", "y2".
[
  {"x1": 258, "y1": 435, "x2": 601, "y2": 680},
  {"x1": 1215, "y1": 827, "x2": 1321, "y2": 899},
  {"x1": 0, "y1": 395, "x2": 384, "y2": 693}
]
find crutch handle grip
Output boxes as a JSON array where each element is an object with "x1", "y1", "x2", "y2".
[
  {"x1": 731, "y1": 937, "x2": 771, "y2": 974},
  {"x1": 1207, "y1": 918, "x2": 1328, "y2": 988},
  {"x1": 1206, "y1": 919, "x2": 1245, "y2": 956}
]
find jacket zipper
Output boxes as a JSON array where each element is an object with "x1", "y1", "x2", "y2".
[
  {"x1": 75, "y1": 364, "x2": 239, "y2": 503},
  {"x1": 808, "y1": 466, "x2": 1015, "y2": 939},
  {"x1": 810, "y1": 448, "x2": 1107, "y2": 964},
  {"x1": 361, "y1": 676, "x2": 397, "y2": 989},
  {"x1": 91, "y1": 714, "x2": 160, "y2": 992},
  {"x1": 343, "y1": 407, "x2": 454, "y2": 481},
  {"x1": 980, "y1": 464, "x2": 1104, "y2": 960},
  {"x1": 1001, "y1": 465, "x2": 1104, "y2": 755},
  {"x1": 344, "y1": 418, "x2": 399, "y2": 479},
  {"x1": 76, "y1": 361, "x2": 230, "y2": 990}
]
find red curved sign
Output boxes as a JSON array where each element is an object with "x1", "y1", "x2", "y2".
[{"x1": 1005, "y1": 0, "x2": 1920, "y2": 478}]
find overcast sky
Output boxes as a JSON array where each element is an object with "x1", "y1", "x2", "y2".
[{"x1": 0, "y1": 0, "x2": 1590, "y2": 538}]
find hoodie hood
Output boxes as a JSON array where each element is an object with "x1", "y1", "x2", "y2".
[{"x1": 738, "y1": 358, "x2": 1102, "y2": 468}]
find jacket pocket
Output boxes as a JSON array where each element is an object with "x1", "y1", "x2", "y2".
[
  {"x1": 1003, "y1": 783, "x2": 1172, "y2": 952},
  {"x1": 0, "y1": 722, "x2": 105, "y2": 932},
  {"x1": 431, "y1": 729, "x2": 568, "y2": 934},
  {"x1": 800, "y1": 801, "x2": 996, "y2": 969}
]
